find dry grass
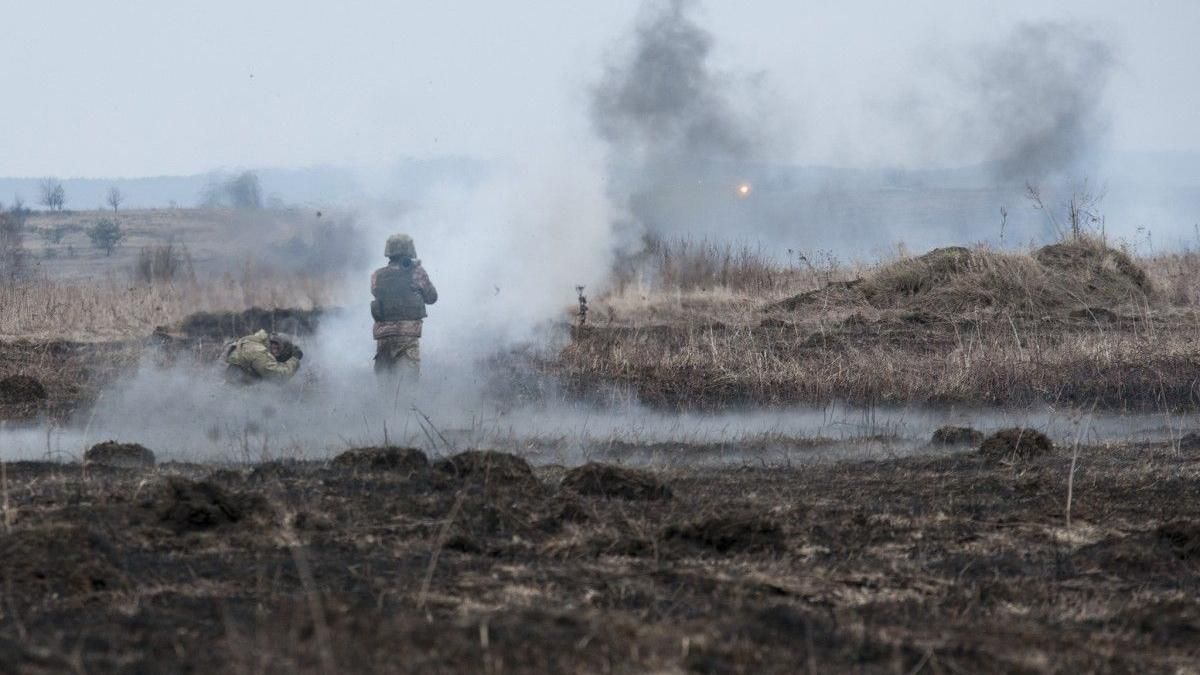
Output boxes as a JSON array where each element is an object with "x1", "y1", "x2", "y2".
[
  {"x1": 566, "y1": 237, "x2": 1200, "y2": 410},
  {"x1": 0, "y1": 272, "x2": 338, "y2": 341}
]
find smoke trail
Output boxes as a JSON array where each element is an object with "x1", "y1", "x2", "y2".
[
  {"x1": 967, "y1": 21, "x2": 1116, "y2": 183},
  {"x1": 591, "y1": 0, "x2": 780, "y2": 251}
]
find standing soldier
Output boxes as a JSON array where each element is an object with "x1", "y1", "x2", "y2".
[{"x1": 371, "y1": 234, "x2": 437, "y2": 379}]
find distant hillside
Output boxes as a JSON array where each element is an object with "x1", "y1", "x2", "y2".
[{"x1": 0, "y1": 157, "x2": 488, "y2": 210}]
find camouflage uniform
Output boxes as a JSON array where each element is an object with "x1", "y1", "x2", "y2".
[
  {"x1": 372, "y1": 234, "x2": 437, "y2": 378},
  {"x1": 222, "y1": 330, "x2": 301, "y2": 383}
]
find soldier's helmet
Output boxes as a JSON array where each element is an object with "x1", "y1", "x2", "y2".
[{"x1": 384, "y1": 234, "x2": 417, "y2": 259}]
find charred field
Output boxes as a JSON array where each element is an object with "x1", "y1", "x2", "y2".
[
  {"x1": 2, "y1": 442, "x2": 1199, "y2": 674},
  {"x1": 4, "y1": 225, "x2": 1200, "y2": 673}
]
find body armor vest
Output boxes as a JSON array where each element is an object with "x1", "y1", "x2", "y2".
[{"x1": 372, "y1": 264, "x2": 427, "y2": 321}]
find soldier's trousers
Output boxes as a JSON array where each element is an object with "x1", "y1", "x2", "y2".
[{"x1": 374, "y1": 336, "x2": 420, "y2": 380}]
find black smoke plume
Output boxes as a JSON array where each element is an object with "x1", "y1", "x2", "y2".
[
  {"x1": 591, "y1": 0, "x2": 774, "y2": 251},
  {"x1": 968, "y1": 22, "x2": 1116, "y2": 183}
]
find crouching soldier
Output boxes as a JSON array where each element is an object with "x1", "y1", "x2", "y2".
[
  {"x1": 223, "y1": 330, "x2": 303, "y2": 384},
  {"x1": 372, "y1": 234, "x2": 437, "y2": 379}
]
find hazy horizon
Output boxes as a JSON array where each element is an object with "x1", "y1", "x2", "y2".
[{"x1": 2, "y1": 1, "x2": 1198, "y2": 178}]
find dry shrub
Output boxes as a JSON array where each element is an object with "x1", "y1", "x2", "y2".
[
  {"x1": 134, "y1": 241, "x2": 195, "y2": 284},
  {"x1": 612, "y1": 235, "x2": 804, "y2": 295}
]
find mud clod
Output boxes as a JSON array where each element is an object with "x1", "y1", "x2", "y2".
[
  {"x1": 562, "y1": 463, "x2": 672, "y2": 501},
  {"x1": 931, "y1": 426, "x2": 985, "y2": 446},
  {"x1": 1156, "y1": 520, "x2": 1200, "y2": 562},
  {"x1": 85, "y1": 441, "x2": 156, "y2": 469},
  {"x1": 332, "y1": 446, "x2": 428, "y2": 473},
  {"x1": 665, "y1": 513, "x2": 785, "y2": 554},
  {"x1": 0, "y1": 374, "x2": 47, "y2": 404},
  {"x1": 0, "y1": 525, "x2": 127, "y2": 599},
  {"x1": 978, "y1": 428, "x2": 1054, "y2": 461},
  {"x1": 433, "y1": 450, "x2": 536, "y2": 488},
  {"x1": 149, "y1": 477, "x2": 262, "y2": 533}
]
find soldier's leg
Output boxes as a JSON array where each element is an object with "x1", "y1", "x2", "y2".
[
  {"x1": 397, "y1": 338, "x2": 420, "y2": 382},
  {"x1": 374, "y1": 338, "x2": 396, "y2": 374}
]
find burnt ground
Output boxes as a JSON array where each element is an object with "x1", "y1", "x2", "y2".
[{"x1": 1, "y1": 443, "x2": 1199, "y2": 673}]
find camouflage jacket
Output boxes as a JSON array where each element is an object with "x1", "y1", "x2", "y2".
[
  {"x1": 372, "y1": 261, "x2": 437, "y2": 339},
  {"x1": 223, "y1": 330, "x2": 300, "y2": 379}
]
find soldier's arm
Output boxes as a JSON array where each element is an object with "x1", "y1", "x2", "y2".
[
  {"x1": 413, "y1": 265, "x2": 438, "y2": 304},
  {"x1": 248, "y1": 349, "x2": 300, "y2": 378}
]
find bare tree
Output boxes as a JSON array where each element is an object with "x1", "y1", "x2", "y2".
[
  {"x1": 106, "y1": 187, "x2": 124, "y2": 213},
  {"x1": 39, "y1": 178, "x2": 66, "y2": 211}
]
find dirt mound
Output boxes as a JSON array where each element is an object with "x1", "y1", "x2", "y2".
[
  {"x1": 147, "y1": 477, "x2": 267, "y2": 533},
  {"x1": 664, "y1": 512, "x2": 785, "y2": 554},
  {"x1": 332, "y1": 446, "x2": 428, "y2": 473},
  {"x1": 766, "y1": 278, "x2": 865, "y2": 312},
  {"x1": 768, "y1": 240, "x2": 1153, "y2": 316},
  {"x1": 0, "y1": 374, "x2": 47, "y2": 404},
  {"x1": 85, "y1": 441, "x2": 156, "y2": 469},
  {"x1": 177, "y1": 307, "x2": 325, "y2": 340},
  {"x1": 433, "y1": 450, "x2": 536, "y2": 488},
  {"x1": 978, "y1": 428, "x2": 1054, "y2": 461},
  {"x1": 863, "y1": 246, "x2": 977, "y2": 299},
  {"x1": 1035, "y1": 240, "x2": 1152, "y2": 297},
  {"x1": 561, "y1": 463, "x2": 672, "y2": 501},
  {"x1": 0, "y1": 525, "x2": 127, "y2": 599},
  {"x1": 931, "y1": 426, "x2": 984, "y2": 446}
]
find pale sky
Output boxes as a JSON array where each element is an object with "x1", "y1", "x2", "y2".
[{"x1": 1, "y1": 0, "x2": 1197, "y2": 177}]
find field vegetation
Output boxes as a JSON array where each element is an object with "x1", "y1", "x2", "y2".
[
  {"x1": 565, "y1": 234, "x2": 1200, "y2": 411},
  {"x1": 2, "y1": 208, "x2": 1200, "y2": 672}
]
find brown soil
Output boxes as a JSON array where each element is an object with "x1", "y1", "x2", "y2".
[
  {"x1": 979, "y1": 428, "x2": 1055, "y2": 461},
  {"x1": 561, "y1": 462, "x2": 672, "y2": 500},
  {"x1": 2, "y1": 441, "x2": 1197, "y2": 672},
  {"x1": 931, "y1": 425, "x2": 985, "y2": 446},
  {"x1": 84, "y1": 440, "x2": 156, "y2": 469}
]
